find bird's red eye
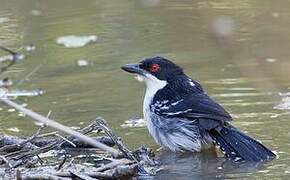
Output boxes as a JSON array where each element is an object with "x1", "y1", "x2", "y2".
[{"x1": 150, "y1": 64, "x2": 160, "y2": 73}]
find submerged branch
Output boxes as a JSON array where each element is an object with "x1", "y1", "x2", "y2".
[{"x1": 0, "y1": 46, "x2": 24, "y2": 75}]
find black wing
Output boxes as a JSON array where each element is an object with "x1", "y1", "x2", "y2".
[{"x1": 152, "y1": 93, "x2": 232, "y2": 130}]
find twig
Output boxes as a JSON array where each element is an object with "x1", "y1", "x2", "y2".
[
  {"x1": 0, "y1": 89, "x2": 44, "y2": 98},
  {"x1": 46, "y1": 110, "x2": 52, "y2": 118},
  {"x1": 0, "y1": 155, "x2": 12, "y2": 167},
  {"x1": 55, "y1": 134, "x2": 76, "y2": 148},
  {"x1": 36, "y1": 155, "x2": 43, "y2": 165},
  {"x1": 0, "y1": 144, "x2": 21, "y2": 153},
  {"x1": 20, "y1": 125, "x2": 45, "y2": 146},
  {"x1": 61, "y1": 158, "x2": 75, "y2": 169},
  {"x1": 11, "y1": 141, "x2": 58, "y2": 160},
  {"x1": 53, "y1": 164, "x2": 138, "y2": 179},
  {"x1": 57, "y1": 154, "x2": 67, "y2": 170},
  {"x1": 0, "y1": 46, "x2": 18, "y2": 56},
  {"x1": 15, "y1": 64, "x2": 43, "y2": 86},
  {"x1": 94, "y1": 158, "x2": 133, "y2": 172},
  {"x1": 37, "y1": 132, "x2": 58, "y2": 138},
  {"x1": 95, "y1": 118, "x2": 151, "y2": 175},
  {"x1": 0, "y1": 98, "x2": 120, "y2": 157},
  {"x1": 95, "y1": 118, "x2": 135, "y2": 159},
  {"x1": 0, "y1": 55, "x2": 14, "y2": 63},
  {"x1": 0, "y1": 78, "x2": 12, "y2": 87},
  {"x1": 22, "y1": 174, "x2": 69, "y2": 180},
  {"x1": 68, "y1": 170, "x2": 96, "y2": 180},
  {"x1": 0, "y1": 46, "x2": 24, "y2": 75}
]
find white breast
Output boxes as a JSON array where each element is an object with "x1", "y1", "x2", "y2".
[{"x1": 141, "y1": 74, "x2": 167, "y2": 134}]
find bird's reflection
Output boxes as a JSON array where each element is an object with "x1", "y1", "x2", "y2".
[{"x1": 153, "y1": 149, "x2": 269, "y2": 179}]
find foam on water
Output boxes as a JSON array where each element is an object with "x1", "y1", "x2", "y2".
[{"x1": 56, "y1": 35, "x2": 97, "y2": 48}]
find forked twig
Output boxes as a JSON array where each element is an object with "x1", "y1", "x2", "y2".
[
  {"x1": 95, "y1": 118, "x2": 152, "y2": 175},
  {"x1": 0, "y1": 46, "x2": 24, "y2": 75}
]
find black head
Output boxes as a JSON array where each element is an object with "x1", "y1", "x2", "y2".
[{"x1": 121, "y1": 56, "x2": 184, "y2": 81}]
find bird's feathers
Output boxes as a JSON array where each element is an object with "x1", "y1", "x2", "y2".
[
  {"x1": 122, "y1": 56, "x2": 275, "y2": 161},
  {"x1": 151, "y1": 76, "x2": 232, "y2": 130},
  {"x1": 209, "y1": 126, "x2": 276, "y2": 161}
]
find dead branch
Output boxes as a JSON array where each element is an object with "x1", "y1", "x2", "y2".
[
  {"x1": 0, "y1": 46, "x2": 24, "y2": 75},
  {"x1": 0, "y1": 118, "x2": 155, "y2": 178},
  {"x1": 0, "y1": 98, "x2": 120, "y2": 157},
  {"x1": 0, "y1": 45, "x2": 156, "y2": 179},
  {"x1": 95, "y1": 118, "x2": 155, "y2": 175}
]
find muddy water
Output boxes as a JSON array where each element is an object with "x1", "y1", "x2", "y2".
[{"x1": 1, "y1": 0, "x2": 290, "y2": 179}]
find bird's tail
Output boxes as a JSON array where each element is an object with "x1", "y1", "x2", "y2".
[{"x1": 209, "y1": 126, "x2": 276, "y2": 162}]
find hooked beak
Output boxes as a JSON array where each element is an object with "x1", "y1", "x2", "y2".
[{"x1": 121, "y1": 63, "x2": 146, "y2": 76}]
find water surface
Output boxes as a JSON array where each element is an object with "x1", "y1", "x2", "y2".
[{"x1": 1, "y1": 0, "x2": 290, "y2": 179}]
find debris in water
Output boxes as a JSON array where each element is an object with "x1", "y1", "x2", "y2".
[
  {"x1": 30, "y1": 10, "x2": 41, "y2": 16},
  {"x1": 77, "y1": 59, "x2": 89, "y2": 67},
  {"x1": 7, "y1": 127, "x2": 20, "y2": 132},
  {"x1": 121, "y1": 117, "x2": 146, "y2": 128},
  {"x1": 34, "y1": 122, "x2": 44, "y2": 127},
  {"x1": 70, "y1": 126, "x2": 80, "y2": 130},
  {"x1": 18, "y1": 112, "x2": 26, "y2": 117},
  {"x1": 0, "y1": 53, "x2": 24, "y2": 63},
  {"x1": 211, "y1": 16, "x2": 235, "y2": 37},
  {"x1": 56, "y1": 35, "x2": 97, "y2": 48},
  {"x1": 21, "y1": 103, "x2": 28, "y2": 107},
  {"x1": 265, "y1": 58, "x2": 277, "y2": 63},
  {"x1": 278, "y1": 92, "x2": 290, "y2": 96},
  {"x1": 135, "y1": 75, "x2": 144, "y2": 82},
  {"x1": 25, "y1": 44, "x2": 36, "y2": 52},
  {"x1": 0, "y1": 78, "x2": 13, "y2": 87},
  {"x1": 0, "y1": 17, "x2": 9, "y2": 23},
  {"x1": 8, "y1": 108, "x2": 16, "y2": 112},
  {"x1": 272, "y1": 12, "x2": 280, "y2": 18},
  {"x1": 0, "y1": 89, "x2": 44, "y2": 98},
  {"x1": 274, "y1": 97, "x2": 290, "y2": 110}
]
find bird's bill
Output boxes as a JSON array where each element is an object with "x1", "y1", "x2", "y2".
[{"x1": 121, "y1": 63, "x2": 146, "y2": 76}]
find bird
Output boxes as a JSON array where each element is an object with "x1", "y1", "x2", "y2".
[{"x1": 121, "y1": 56, "x2": 276, "y2": 162}]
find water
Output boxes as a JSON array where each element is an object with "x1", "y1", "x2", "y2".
[{"x1": 1, "y1": 0, "x2": 290, "y2": 179}]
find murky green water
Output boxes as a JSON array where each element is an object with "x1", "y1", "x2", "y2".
[{"x1": 1, "y1": 0, "x2": 290, "y2": 179}]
